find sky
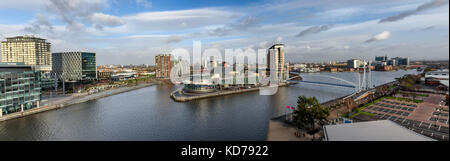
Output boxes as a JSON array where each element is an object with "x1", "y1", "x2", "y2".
[{"x1": 0, "y1": 0, "x2": 448, "y2": 65}]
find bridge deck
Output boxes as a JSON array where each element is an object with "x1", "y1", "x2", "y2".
[{"x1": 287, "y1": 80, "x2": 356, "y2": 88}]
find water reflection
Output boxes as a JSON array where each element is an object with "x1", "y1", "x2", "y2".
[{"x1": 0, "y1": 70, "x2": 418, "y2": 141}]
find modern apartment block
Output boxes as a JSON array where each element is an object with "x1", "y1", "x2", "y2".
[
  {"x1": 1, "y1": 36, "x2": 52, "y2": 72},
  {"x1": 52, "y1": 52, "x2": 97, "y2": 82},
  {"x1": 347, "y1": 59, "x2": 368, "y2": 69},
  {"x1": 375, "y1": 56, "x2": 388, "y2": 62},
  {"x1": 0, "y1": 63, "x2": 41, "y2": 117},
  {"x1": 374, "y1": 56, "x2": 409, "y2": 67},
  {"x1": 394, "y1": 57, "x2": 410, "y2": 66},
  {"x1": 267, "y1": 44, "x2": 286, "y2": 81},
  {"x1": 155, "y1": 54, "x2": 173, "y2": 79}
]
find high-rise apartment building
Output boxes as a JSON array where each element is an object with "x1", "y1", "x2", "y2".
[
  {"x1": 1, "y1": 36, "x2": 52, "y2": 71},
  {"x1": 155, "y1": 54, "x2": 173, "y2": 79},
  {"x1": 52, "y1": 52, "x2": 97, "y2": 82},
  {"x1": 0, "y1": 63, "x2": 41, "y2": 117},
  {"x1": 267, "y1": 44, "x2": 286, "y2": 81}
]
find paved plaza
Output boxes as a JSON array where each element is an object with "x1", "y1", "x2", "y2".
[{"x1": 360, "y1": 93, "x2": 449, "y2": 141}]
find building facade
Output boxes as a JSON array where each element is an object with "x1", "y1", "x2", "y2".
[
  {"x1": 395, "y1": 57, "x2": 409, "y2": 66},
  {"x1": 98, "y1": 70, "x2": 112, "y2": 80},
  {"x1": 267, "y1": 44, "x2": 286, "y2": 81},
  {"x1": 1, "y1": 36, "x2": 52, "y2": 72},
  {"x1": 425, "y1": 69, "x2": 449, "y2": 86},
  {"x1": 155, "y1": 54, "x2": 173, "y2": 79},
  {"x1": 375, "y1": 56, "x2": 388, "y2": 62},
  {"x1": 52, "y1": 52, "x2": 97, "y2": 82},
  {"x1": 347, "y1": 59, "x2": 365, "y2": 68},
  {"x1": 387, "y1": 59, "x2": 396, "y2": 66},
  {"x1": 0, "y1": 63, "x2": 41, "y2": 117}
]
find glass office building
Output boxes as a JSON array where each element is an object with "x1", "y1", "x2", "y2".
[
  {"x1": 52, "y1": 52, "x2": 97, "y2": 82},
  {"x1": 81, "y1": 53, "x2": 97, "y2": 80},
  {"x1": 0, "y1": 63, "x2": 41, "y2": 116}
]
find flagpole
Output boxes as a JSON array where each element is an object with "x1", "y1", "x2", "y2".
[{"x1": 285, "y1": 106, "x2": 287, "y2": 121}]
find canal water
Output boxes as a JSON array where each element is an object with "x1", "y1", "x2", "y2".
[{"x1": 0, "y1": 70, "x2": 418, "y2": 141}]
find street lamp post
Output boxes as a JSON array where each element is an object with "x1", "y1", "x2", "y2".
[
  {"x1": 62, "y1": 72, "x2": 65, "y2": 95},
  {"x1": 436, "y1": 101, "x2": 444, "y2": 127}
]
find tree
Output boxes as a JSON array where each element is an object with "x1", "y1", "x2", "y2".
[
  {"x1": 397, "y1": 75, "x2": 419, "y2": 90},
  {"x1": 293, "y1": 96, "x2": 330, "y2": 135}
]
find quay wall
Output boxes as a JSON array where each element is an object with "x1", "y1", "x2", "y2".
[
  {"x1": 266, "y1": 81, "x2": 400, "y2": 140},
  {"x1": 171, "y1": 83, "x2": 290, "y2": 102},
  {"x1": 0, "y1": 83, "x2": 157, "y2": 122}
]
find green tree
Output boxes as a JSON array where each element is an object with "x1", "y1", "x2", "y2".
[
  {"x1": 397, "y1": 75, "x2": 419, "y2": 90},
  {"x1": 293, "y1": 96, "x2": 330, "y2": 134}
]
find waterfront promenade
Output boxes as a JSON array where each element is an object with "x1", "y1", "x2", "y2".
[
  {"x1": 0, "y1": 82, "x2": 157, "y2": 122},
  {"x1": 266, "y1": 81, "x2": 398, "y2": 141}
]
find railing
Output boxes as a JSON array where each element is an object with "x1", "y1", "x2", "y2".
[{"x1": 287, "y1": 80, "x2": 356, "y2": 88}]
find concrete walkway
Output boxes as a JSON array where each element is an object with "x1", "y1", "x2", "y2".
[
  {"x1": 0, "y1": 82, "x2": 157, "y2": 122},
  {"x1": 266, "y1": 120, "x2": 322, "y2": 141}
]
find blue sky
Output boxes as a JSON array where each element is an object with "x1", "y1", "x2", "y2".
[{"x1": 0, "y1": 0, "x2": 448, "y2": 65}]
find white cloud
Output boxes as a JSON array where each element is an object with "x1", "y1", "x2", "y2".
[
  {"x1": 1, "y1": 0, "x2": 448, "y2": 64},
  {"x1": 365, "y1": 31, "x2": 391, "y2": 43},
  {"x1": 120, "y1": 8, "x2": 241, "y2": 32},
  {"x1": 379, "y1": 0, "x2": 449, "y2": 23},
  {"x1": 89, "y1": 13, "x2": 126, "y2": 30},
  {"x1": 136, "y1": 0, "x2": 152, "y2": 8}
]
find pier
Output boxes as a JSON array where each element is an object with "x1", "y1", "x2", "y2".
[{"x1": 171, "y1": 83, "x2": 291, "y2": 102}]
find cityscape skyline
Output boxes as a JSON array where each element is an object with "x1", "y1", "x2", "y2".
[
  {"x1": 0, "y1": 0, "x2": 449, "y2": 65},
  {"x1": 0, "y1": 0, "x2": 449, "y2": 146}
]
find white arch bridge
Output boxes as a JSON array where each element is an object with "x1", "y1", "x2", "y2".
[{"x1": 287, "y1": 71, "x2": 371, "y2": 93}]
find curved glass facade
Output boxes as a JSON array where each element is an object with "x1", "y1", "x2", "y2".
[{"x1": 184, "y1": 84, "x2": 217, "y2": 93}]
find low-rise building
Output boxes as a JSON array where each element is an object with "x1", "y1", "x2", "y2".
[
  {"x1": 98, "y1": 70, "x2": 112, "y2": 80},
  {"x1": 425, "y1": 70, "x2": 449, "y2": 80},
  {"x1": 374, "y1": 65, "x2": 393, "y2": 71},
  {"x1": 111, "y1": 72, "x2": 138, "y2": 81},
  {"x1": 425, "y1": 70, "x2": 449, "y2": 86}
]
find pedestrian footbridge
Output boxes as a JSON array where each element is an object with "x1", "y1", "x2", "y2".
[{"x1": 287, "y1": 72, "x2": 357, "y2": 89}]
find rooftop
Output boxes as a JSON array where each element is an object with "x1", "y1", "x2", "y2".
[
  {"x1": 52, "y1": 51, "x2": 95, "y2": 54},
  {"x1": 323, "y1": 120, "x2": 434, "y2": 141},
  {"x1": 440, "y1": 80, "x2": 449, "y2": 87},
  {"x1": 2, "y1": 35, "x2": 47, "y2": 42}
]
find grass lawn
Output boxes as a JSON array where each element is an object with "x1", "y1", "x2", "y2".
[
  {"x1": 349, "y1": 95, "x2": 422, "y2": 118},
  {"x1": 384, "y1": 96, "x2": 424, "y2": 103},
  {"x1": 398, "y1": 91, "x2": 429, "y2": 97},
  {"x1": 349, "y1": 99, "x2": 382, "y2": 118}
]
